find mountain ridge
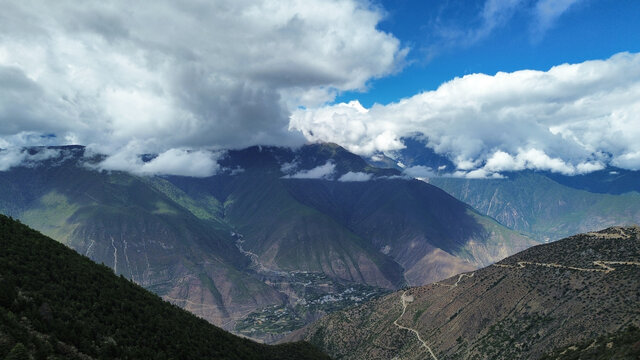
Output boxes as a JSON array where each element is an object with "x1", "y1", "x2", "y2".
[{"x1": 293, "y1": 226, "x2": 640, "y2": 359}]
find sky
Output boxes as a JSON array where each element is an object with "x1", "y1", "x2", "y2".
[{"x1": 0, "y1": 0, "x2": 639, "y2": 177}]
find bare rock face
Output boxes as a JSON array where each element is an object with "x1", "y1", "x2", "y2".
[
  {"x1": 297, "y1": 226, "x2": 640, "y2": 360},
  {"x1": 403, "y1": 246, "x2": 475, "y2": 286}
]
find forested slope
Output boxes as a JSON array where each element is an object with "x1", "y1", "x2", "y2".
[{"x1": 0, "y1": 214, "x2": 329, "y2": 360}]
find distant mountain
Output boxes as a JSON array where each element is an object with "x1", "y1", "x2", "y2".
[
  {"x1": 293, "y1": 226, "x2": 640, "y2": 360},
  {"x1": 366, "y1": 137, "x2": 455, "y2": 173},
  {"x1": 367, "y1": 136, "x2": 640, "y2": 242},
  {"x1": 0, "y1": 144, "x2": 535, "y2": 341},
  {"x1": 168, "y1": 144, "x2": 534, "y2": 287},
  {"x1": 544, "y1": 166, "x2": 640, "y2": 195},
  {"x1": 0, "y1": 214, "x2": 329, "y2": 360},
  {"x1": 429, "y1": 172, "x2": 640, "y2": 242}
]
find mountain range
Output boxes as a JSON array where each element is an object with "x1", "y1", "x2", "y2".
[
  {"x1": 369, "y1": 137, "x2": 640, "y2": 242},
  {"x1": 0, "y1": 144, "x2": 534, "y2": 342}
]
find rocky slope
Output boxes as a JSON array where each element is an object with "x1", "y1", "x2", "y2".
[
  {"x1": 294, "y1": 226, "x2": 640, "y2": 360},
  {"x1": 0, "y1": 144, "x2": 535, "y2": 341}
]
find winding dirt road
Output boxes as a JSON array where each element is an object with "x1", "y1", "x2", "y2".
[
  {"x1": 392, "y1": 271, "x2": 476, "y2": 359},
  {"x1": 438, "y1": 272, "x2": 475, "y2": 288},
  {"x1": 393, "y1": 291, "x2": 439, "y2": 360},
  {"x1": 493, "y1": 260, "x2": 640, "y2": 273},
  {"x1": 390, "y1": 256, "x2": 640, "y2": 358}
]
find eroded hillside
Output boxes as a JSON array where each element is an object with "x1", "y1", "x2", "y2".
[{"x1": 296, "y1": 226, "x2": 640, "y2": 360}]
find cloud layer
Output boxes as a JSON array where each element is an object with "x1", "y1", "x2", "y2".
[
  {"x1": 338, "y1": 171, "x2": 373, "y2": 182},
  {"x1": 283, "y1": 161, "x2": 336, "y2": 179},
  {"x1": 0, "y1": 148, "x2": 62, "y2": 171},
  {"x1": 91, "y1": 148, "x2": 222, "y2": 177},
  {"x1": 291, "y1": 52, "x2": 640, "y2": 176},
  {"x1": 0, "y1": 0, "x2": 405, "y2": 175}
]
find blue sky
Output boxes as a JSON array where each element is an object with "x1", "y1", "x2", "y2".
[{"x1": 337, "y1": 0, "x2": 640, "y2": 106}]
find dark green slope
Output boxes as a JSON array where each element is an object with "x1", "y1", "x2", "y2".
[
  {"x1": 0, "y1": 214, "x2": 329, "y2": 360},
  {"x1": 540, "y1": 325, "x2": 640, "y2": 360}
]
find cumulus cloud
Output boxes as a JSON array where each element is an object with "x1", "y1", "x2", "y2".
[
  {"x1": 92, "y1": 148, "x2": 222, "y2": 177},
  {"x1": 0, "y1": 0, "x2": 405, "y2": 175},
  {"x1": 283, "y1": 161, "x2": 335, "y2": 179},
  {"x1": 0, "y1": 149, "x2": 28, "y2": 171},
  {"x1": 403, "y1": 166, "x2": 436, "y2": 179},
  {"x1": 338, "y1": 171, "x2": 373, "y2": 182},
  {"x1": 483, "y1": 149, "x2": 603, "y2": 175},
  {"x1": 0, "y1": 148, "x2": 61, "y2": 171},
  {"x1": 291, "y1": 52, "x2": 640, "y2": 176}
]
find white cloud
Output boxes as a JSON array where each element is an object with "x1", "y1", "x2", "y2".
[
  {"x1": 292, "y1": 52, "x2": 640, "y2": 174},
  {"x1": 0, "y1": 0, "x2": 405, "y2": 175},
  {"x1": 425, "y1": 0, "x2": 583, "y2": 59},
  {"x1": 532, "y1": 0, "x2": 583, "y2": 40},
  {"x1": 0, "y1": 149, "x2": 26, "y2": 171},
  {"x1": 94, "y1": 148, "x2": 222, "y2": 177},
  {"x1": 284, "y1": 161, "x2": 335, "y2": 179},
  {"x1": 280, "y1": 161, "x2": 299, "y2": 175},
  {"x1": 0, "y1": 148, "x2": 62, "y2": 171},
  {"x1": 474, "y1": 0, "x2": 524, "y2": 42},
  {"x1": 483, "y1": 148, "x2": 604, "y2": 175},
  {"x1": 338, "y1": 171, "x2": 373, "y2": 182},
  {"x1": 613, "y1": 151, "x2": 640, "y2": 170},
  {"x1": 403, "y1": 166, "x2": 436, "y2": 179}
]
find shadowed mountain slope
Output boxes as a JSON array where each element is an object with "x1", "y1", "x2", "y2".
[{"x1": 164, "y1": 145, "x2": 535, "y2": 287}]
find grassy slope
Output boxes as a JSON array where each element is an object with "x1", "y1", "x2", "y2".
[{"x1": 0, "y1": 214, "x2": 329, "y2": 360}]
